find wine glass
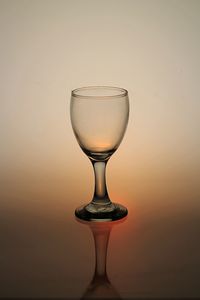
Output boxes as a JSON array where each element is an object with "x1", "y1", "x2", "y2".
[{"x1": 70, "y1": 86, "x2": 129, "y2": 221}]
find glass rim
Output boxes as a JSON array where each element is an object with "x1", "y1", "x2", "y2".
[{"x1": 71, "y1": 86, "x2": 128, "y2": 99}]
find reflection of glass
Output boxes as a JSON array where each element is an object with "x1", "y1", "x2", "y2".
[
  {"x1": 70, "y1": 86, "x2": 129, "y2": 221},
  {"x1": 76, "y1": 216, "x2": 127, "y2": 299}
]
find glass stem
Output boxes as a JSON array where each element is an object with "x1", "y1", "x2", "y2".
[{"x1": 92, "y1": 161, "x2": 111, "y2": 205}]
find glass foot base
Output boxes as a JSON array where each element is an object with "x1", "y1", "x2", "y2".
[{"x1": 75, "y1": 202, "x2": 128, "y2": 222}]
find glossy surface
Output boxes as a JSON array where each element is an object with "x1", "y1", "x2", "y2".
[{"x1": 1, "y1": 195, "x2": 200, "y2": 298}]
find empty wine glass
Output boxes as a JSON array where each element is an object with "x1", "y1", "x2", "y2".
[{"x1": 70, "y1": 86, "x2": 129, "y2": 221}]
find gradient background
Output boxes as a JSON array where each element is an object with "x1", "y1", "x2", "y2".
[{"x1": 1, "y1": 0, "x2": 200, "y2": 298}]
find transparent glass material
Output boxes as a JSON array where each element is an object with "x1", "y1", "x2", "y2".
[{"x1": 70, "y1": 86, "x2": 129, "y2": 221}]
